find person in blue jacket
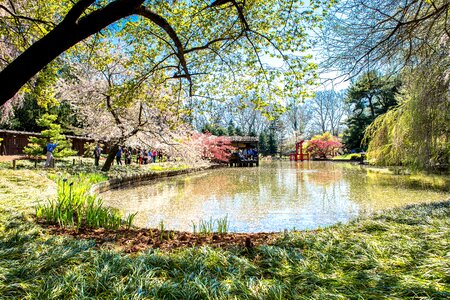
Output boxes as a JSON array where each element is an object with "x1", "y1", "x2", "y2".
[
  {"x1": 45, "y1": 141, "x2": 58, "y2": 167},
  {"x1": 116, "y1": 146, "x2": 123, "y2": 165}
]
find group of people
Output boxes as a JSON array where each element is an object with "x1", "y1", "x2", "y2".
[
  {"x1": 237, "y1": 148, "x2": 258, "y2": 160},
  {"x1": 94, "y1": 144, "x2": 165, "y2": 167}
]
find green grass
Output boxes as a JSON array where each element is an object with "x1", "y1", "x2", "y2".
[
  {"x1": 35, "y1": 176, "x2": 134, "y2": 230},
  {"x1": 0, "y1": 157, "x2": 190, "y2": 182},
  {"x1": 0, "y1": 202, "x2": 448, "y2": 299},
  {"x1": 332, "y1": 153, "x2": 363, "y2": 161},
  {"x1": 0, "y1": 165, "x2": 448, "y2": 299}
]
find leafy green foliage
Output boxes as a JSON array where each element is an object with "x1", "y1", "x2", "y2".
[
  {"x1": 365, "y1": 55, "x2": 449, "y2": 170},
  {"x1": 259, "y1": 132, "x2": 269, "y2": 155},
  {"x1": 0, "y1": 0, "x2": 336, "y2": 117},
  {"x1": 2, "y1": 199, "x2": 449, "y2": 298},
  {"x1": 192, "y1": 215, "x2": 229, "y2": 235},
  {"x1": 342, "y1": 71, "x2": 400, "y2": 151},
  {"x1": 36, "y1": 175, "x2": 135, "y2": 230},
  {"x1": 2, "y1": 77, "x2": 80, "y2": 134},
  {"x1": 23, "y1": 114, "x2": 77, "y2": 158},
  {"x1": 267, "y1": 130, "x2": 278, "y2": 155},
  {"x1": 202, "y1": 122, "x2": 245, "y2": 136}
]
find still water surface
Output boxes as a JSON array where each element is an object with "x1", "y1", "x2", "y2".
[{"x1": 102, "y1": 161, "x2": 448, "y2": 232}]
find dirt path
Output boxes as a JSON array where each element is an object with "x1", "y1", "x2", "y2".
[{"x1": 0, "y1": 155, "x2": 28, "y2": 162}]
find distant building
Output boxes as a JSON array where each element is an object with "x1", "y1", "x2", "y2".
[
  {"x1": 228, "y1": 135, "x2": 258, "y2": 149},
  {"x1": 228, "y1": 136, "x2": 259, "y2": 167},
  {"x1": 0, "y1": 129, "x2": 94, "y2": 156}
]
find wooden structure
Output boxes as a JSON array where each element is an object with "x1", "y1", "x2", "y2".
[
  {"x1": 228, "y1": 136, "x2": 259, "y2": 167},
  {"x1": 289, "y1": 140, "x2": 310, "y2": 161},
  {"x1": 0, "y1": 129, "x2": 94, "y2": 156}
]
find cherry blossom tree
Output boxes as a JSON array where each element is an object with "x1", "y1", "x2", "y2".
[
  {"x1": 57, "y1": 46, "x2": 194, "y2": 171},
  {"x1": 182, "y1": 132, "x2": 235, "y2": 163}
]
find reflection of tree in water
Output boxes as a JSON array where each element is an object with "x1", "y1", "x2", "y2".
[
  {"x1": 345, "y1": 170, "x2": 447, "y2": 212},
  {"x1": 103, "y1": 162, "x2": 447, "y2": 231},
  {"x1": 176, "y1": 171, "x2": 246, "y2": 198},
  {"x1": 290, "y1": 160, "x2": 345, "y2": 186},
  {"x1": 306, "y1": 169, "x2": 343, "y2": 186}
]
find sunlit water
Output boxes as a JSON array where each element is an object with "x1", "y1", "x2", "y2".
[{"x1": 101, "y1": 161, "x2": 449, "y2": 232}]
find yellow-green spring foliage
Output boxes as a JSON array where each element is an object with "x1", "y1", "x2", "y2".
[
  {"x1": 24, "y1": 113, "x2": 77, "y2": 158},
  {"x1": 365, "y1": 60, "x2": 449, "y2": 170}
]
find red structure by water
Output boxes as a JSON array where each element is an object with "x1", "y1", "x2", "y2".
[{"x1": 289, "y1": 140, "x2": 309, "y2": 161}]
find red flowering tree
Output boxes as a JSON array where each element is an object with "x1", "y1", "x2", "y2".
[
  {"x1": 193, "y1": 132, "x2": 236, "y2": 163},
  {"x1": 306, "y1": 132, "x2": 343, "y2": 159}
]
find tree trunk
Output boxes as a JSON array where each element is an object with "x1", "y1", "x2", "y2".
[
  {"x1": 0, "y1": 0, "x2": 143, "y2": 106},
  {"x1": 102, "y1": 144, "x2": 119, "y2": 172}
]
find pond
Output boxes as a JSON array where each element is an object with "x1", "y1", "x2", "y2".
[{"x1": 101, "y1": 161, "x2": 449, "y2": 232}]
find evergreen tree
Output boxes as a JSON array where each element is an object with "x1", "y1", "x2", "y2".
[
  {"x1": 259, "y1": 132, "x2": 268, "y2": 155},
  {"x1": 215, "y1": 127, "x2": 227, "y2": 136},
  {"x1": 235, "y1": 127, "x2": 243, "y2": 136},
  {"x1": 201, "y1": 123, "x2": 213, "y2": 134},
  {"x1": 227, "y1": 120, "x2": 235, "y2": 136},
  {"x1": 268, "y1": 131, "x2": 278, "y2": 155},
  {"x1": 23, "y1": 114, "x2": 77, "y2": 158},
  {"x1": 342, "y1": 71, "x2": 400, "y2": 151}
]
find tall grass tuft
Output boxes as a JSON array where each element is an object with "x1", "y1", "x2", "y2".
[
  {"x1": 35, "y1": 176, "x2": 136, "y2": 230},
  {"x1": 216, "y1": 215, "x2": 229, "y2": 234},
  {"x1": 192, "y1": 215, "x2": 230, "y2": 234}
]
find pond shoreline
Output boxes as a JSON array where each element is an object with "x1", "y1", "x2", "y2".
[{"x1": 91, "y1": 163, "x2": 225, "y2": 194}]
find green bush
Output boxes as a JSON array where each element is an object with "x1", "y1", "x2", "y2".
[{"x1": 23, "y1": 114, "x2": 77, "y2": 158}]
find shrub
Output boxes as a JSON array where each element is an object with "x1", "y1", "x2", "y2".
[{"x1": 306, "y1": 132, "x2": 343, "y2": 159}]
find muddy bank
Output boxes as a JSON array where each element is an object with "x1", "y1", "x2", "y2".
[{"x1": 46, "y1": 225, "x2": 284, "y2": 253}]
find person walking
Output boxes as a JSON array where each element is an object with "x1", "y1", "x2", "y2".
[
  {"x1": 143, "y1": 149, "x2": 148, "y2": 164},
  {"x1": 152, "y1": 149, "x2": 157, "y2": 163},
  {"x1": 147, "y1": 149, "x2": 152, "y2": 164},
  {"x1": 94, "y1": 143, "x2": 102, "y2": 167},
  {"x1": 125, "y1": 147, "x2": 132, "y2": 165},
  {"x1": 116, "y1": 146, "x2": 123, "y2": 165},
  {"x1": 44, "y1": 141, "x2": 58, "y2": 168}
]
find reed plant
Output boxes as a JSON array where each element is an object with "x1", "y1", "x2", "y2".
[
  {"x1": 216, "y1": 215, "x2": 229, "y2": 234},
  {"x1": 192, "y1": 215, "x2": 230, "y2": 234},
  {"x1": 35, "y1": 176, "x2": 135, "y2": 230}
]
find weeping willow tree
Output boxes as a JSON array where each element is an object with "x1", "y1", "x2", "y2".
[{"x1": 365, "y1": 52, "x2": 449, "y2": 171}]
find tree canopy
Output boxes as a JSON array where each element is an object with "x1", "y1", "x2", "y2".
[
  {"x1": 319, "y1": 0, "x2": 450, "y2": 77},
  {"x1": 0, "y1": 0, "x2": 334, "y2": 108}
]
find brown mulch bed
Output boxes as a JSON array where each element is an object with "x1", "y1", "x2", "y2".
[{"x1": 46, "y1": 225, "x2": 281, "y2": 253}]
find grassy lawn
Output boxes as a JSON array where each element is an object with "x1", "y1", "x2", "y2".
[
  {"x1": 0, "y1": 166, "x2": 449, "y2": 299},
  {"x1": 332, "y1": 153, "x2": 363, "y2": 161}
]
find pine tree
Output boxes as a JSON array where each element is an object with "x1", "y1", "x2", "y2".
[
  {"x1": 342, "y1": 71, "x2": 400, "y2": 151},
  {"x1": 259, "y1": 132, "x2": 268, "y2": 155},
  {"x1": 268, "y1": 131, "x2": 278, "y2": 155},
  {"x1": 23, "y1": 114, "x2": 77, "y2": 158},
  {"x1": 227, "y1": 120, "x2": 235, "y2": 136}
]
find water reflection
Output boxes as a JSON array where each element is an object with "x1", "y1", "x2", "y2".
[{"x1": 101, "y1": 161, "x2": 449, "y2": 232}]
